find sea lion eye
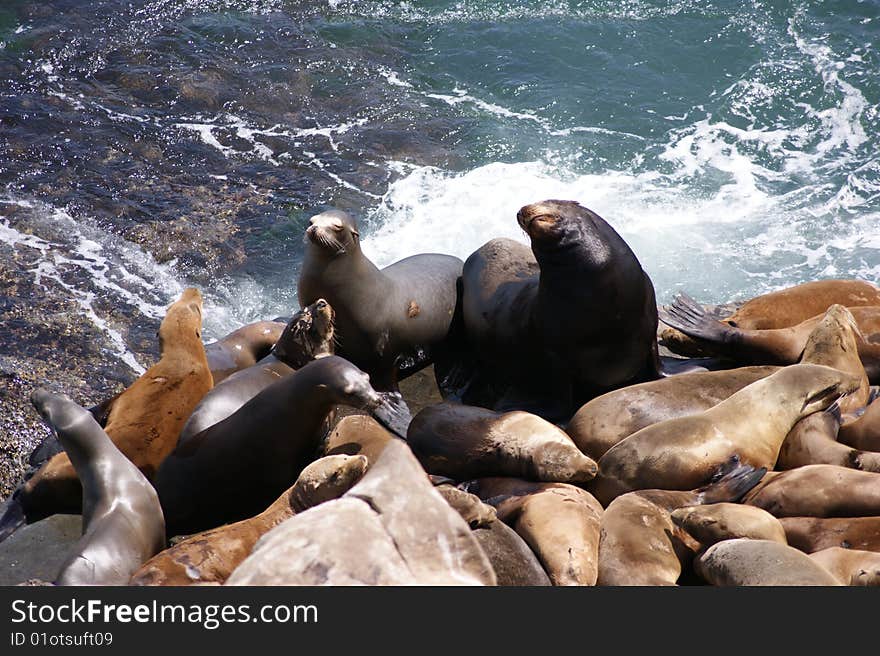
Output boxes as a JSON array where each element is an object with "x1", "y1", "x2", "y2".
[{"x1": 332, "y1": 223, "x2": 344, "y2": 232}]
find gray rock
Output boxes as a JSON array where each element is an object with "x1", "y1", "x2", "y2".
[{"x1": 0, "y1": 514, "x2": 81, "y2": 585}]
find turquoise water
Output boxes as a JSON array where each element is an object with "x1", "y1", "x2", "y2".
[{"x1": 0, "y1": 0, "x2": 877, "y2": 358}]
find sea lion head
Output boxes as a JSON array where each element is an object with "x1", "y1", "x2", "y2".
[
  {"x1": 272, "y1": 298, "x2": 336, "y2": 367},
  {"x1": 304, "y1": 209, "x2": 360, "y2": 257},
  {"x1": 159, "y1": 287, "x2": 205, "y2": 347},
  {"x1": 31, "y1": 389, "x2": 92, "y2": 442},
  {"x1": 784, "y1": 363, "x2": 863, "y2": 416},
  {"x1": 517, "y1": 199, "x2": 612, "y2": 260}
]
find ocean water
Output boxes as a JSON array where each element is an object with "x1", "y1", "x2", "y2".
[{"x1": 1, "y1": 0, "x2": 878, "y2": 372}]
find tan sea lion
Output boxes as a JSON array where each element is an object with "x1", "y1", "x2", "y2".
[
  {"x1": 30, "y1": 390, "x2": 165, "y2": 585},
  {"x1": 322, "y1": 413, "x2": 397, "y2": 467},
  {"x1": 591, "y1": 363, "x2": 859, "y2": 505},
  {"x1": 669, "y1": 503, "x2": 787, "y2": 547},
  {"x1": 227, "y1": 441, "x2": 496, "y2": 586},
  {"x1": 434, "y1": 485, "x2": 497, "y2": 529},
  {"x1": 694, "y1": 538, "x2": 842, "y2": 586},
  {"x1": 463, "y1": 477, "x2": 603, "y2": 586},
  {"x1": 661, "y1": 297, "x2": 880, "y2": 381},
  {"x1": 179, "y1": 299, "x2": 335, "y2": 442},
  {"x1": 597, "y1": 460, "x2": 765, "y2": 586},
  {"x1": 808, "y1": 547, "x2": 880, "y2": 586},
  {"x1": 204, "y1": 320, "x2": 286, "y2": 385},
  {"x1": 130, "y1": 454, "x2": 367, "y2": 586},
  {"x1": 838, "y1": 396, "x2": 880, "y2": 451},
  {"x1": 298, "y1": 209, "x2": 463, "y2": 391},
  {"x1": 1, "y1": 288, "x2": 212, "y2": 539},
  {"x1": 407, "y1": 402, "x2": 597, "y2": 484},
  {"x1": 743, "y1": 464, "x2": 880, "y2": 517},
  {"x1": 567, "y1": 366, "x2": 778, "y2": 460},
  {"x1": 781, "y1": 516, "x2": 880, "y2": 553}
]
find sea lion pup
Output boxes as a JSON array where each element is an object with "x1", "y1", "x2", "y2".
[
  {"x1": 451, "y1": 200, "x2": 659, "y2": 419},
  {"x1": 839, "y1": 396, "x2": 880, "y2": 451},
  {"x1": 781, "y1": 516, "x2": 880, "y2": 553},
  {"x1": 462, "y1": 477, "x2": 603, "y2": 586},
  {"x1": 227, "y1": 441, "x2": 495, "y2": 586},
  {"x1": 297, "y1": 209, "x2": 463, "y2": 391},
  {"x1": 661, "y1": 297, "x2": 880, "y2": 380},
  {"x1": 590, "y1": 363, "x2": 860, "y2": 506},
  {"x1": 808, "y1": 548, "x2": 880, "y2": 586},
  {"x1": 30, "y1": 390, "x2": 165, "y2": 586},
  {"x1": 669, "y1": 503, "x2": 787, "y2": 548},
  {"x1": 743, "y1": 464, "x2": 880, "y2": 518},
  {"x1": 204, "y1": 320, "x2": 287, "y2": 385},
  {"x1": 322, "y1": 413, "x2": 396, "y2": 467},
  {"x1": 129, "y1": 454, "x2": 367, "y2": 586},
  {"x1": 567, "y1": 366, "x2": 778, "y2": 460},
  {"x1": 694, "y1": 539, "x2": 842, "y2": 586},
  {"x1": 407, "y1": 402, "x2": 598, "y2": 484},
  {"x1": 0, "y1": 288, "x2": 211, "y2": 541},
  {"x1": 154, "y1": 355, "x2": 411, "y2": 537},
  {"x1": 179, "y1": 299, "x2": 335, "y2": 442},
  {"x1": 597, "y1": 460, "x2": 765, "y2": 586}
]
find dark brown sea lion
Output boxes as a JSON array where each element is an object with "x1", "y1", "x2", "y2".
[
  {"x1": 694, "y1": 538, "x2": 841, "y2": 586},
  {"x1": 407, "y1": 402, "x2": 597, "y2": 484},
  {"x1": 130, "y1": 454, "x2": 367, "y2": 586},
  {"x1": 781, "y1": 516, "x2": 880, "y2": 553},
  {"x1": 597, "y1": 460, "x2": 765, "y2": 586},
  {"x1": 590, "y1": 364, "x2": 859, "y2": 505},
  {"x1": 743, "y1": 464, "x2": 880, "y2": 518},
  {"x1": 463, "y1": 477, "x2": 603, "y2": 586},
  {"x1": 153, "y1": 355, "x2": 411, "y2": 537},
  {"x1": 567, "y1": 366, "x2": 778, "y2": 460},
  {"x1": 473, "y1": 519, "x2": 552, "y2": 586},
  {"x1": 204, "y1": 320, "x2": 286, "y2": 385},
  {"x1": 31, "y1": 390, "x2": 165, "y2": 585},
  {"x1": 661, "y1": 297, "x2": 880, "y2": 381},
  {"x1": 298, "y1": 209, "x2": 463, "y2": 391},
  {"x1": 451, "y1": 200, "x2": 659, "y2": 419},
  {"x1": 809, "y1": 547, "x2": 880, "y2": 586},
  {"x1": 179, "y1": 299, "x2": 335, "y2": 442},
  {"x1": 0, "y1": 288, "x2": 212, "y2": 540}
]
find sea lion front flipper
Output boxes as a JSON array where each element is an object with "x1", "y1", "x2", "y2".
[
  {"x1": 371, "y1": 391, "x2": 413, "y2": 439},
  {"x1": 659, "y1": 293, "x2": 738, "y2": 344},
  {"x1": 698, "y1": 455, "x2": 767, "y2": 504}
]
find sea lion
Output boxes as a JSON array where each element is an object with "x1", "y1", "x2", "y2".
[
  {"x1": 463, "y1": 477, "x2": 603, "y2": 586},
  {"x1": 591, "y1": 363, "x2": 859, "y2": 505},
  {"x1": 0, "y1": 288, "x2": 212, "y2": 540},
  {"x1": 322, "y1": 413, "x2": 397, "y2": 467},
  {"x1": 839, "y1": 396, "x2": 880, "y2": 451},
  {"x1": 781, "y1": 516, "x2": 880, "y2": 553},
  {"x1": 473, "y1": 519, "x2": 552, "y2": 586},
  {"x1": 567, "y1": 366, "x2": 778, "y2": 460},
  {"x1": 298, "y1": 209, "x2": 463, "y2": 390},
  {"x1": 694, "y1": 539, "x2": 842, "y2": 586},
  {"x1": 227, "y1": 441, "x2": 496, "y2": 586},
  {"x1": 597, "y1": 460, "x2": 765, "y2": 586},
  {"x1": 204, "y1": 320, "x2": 286, "y2": 385},
  {"x1": 669, "y1": 503, "x2": 787, "y2": 548},
  {"x1": 743, "y1": 464, "x2": 880, "y2": 518},
  {"x1": 661, "y1": 297, "x2": 880, "y2": 381},
  {"x1": 179, "y1": 299, "x2": 335, "y2": 441},
  {"x1": 153, "y1": 355, "x2": 411, "y2": 536},
  {"x1": 434, "y1": 485, "x2": 497, "y2": 529},
  {"x1": 30, "y1": 390, "x2": 165, "y2": 586},
  {"x1": 808, "y1": 547, "x2": 880, "y2": 586},
  {"x1": 407, "y1": 402, "x2": 597, "y2": 484},
  {"x1": 451, "y1": 200, "x2": 659, "y2": 419},
  {"x1": 130, "y1": 454, "x2": 367, "y2": 586}
]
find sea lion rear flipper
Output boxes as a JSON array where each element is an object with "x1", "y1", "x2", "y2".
[
  {"x1": 698, "y1": 455, "x2": 767, "y2": 504},
  {"x1": 371, "y1": 392, "x2": 413, "y2": 439},
  {"x1": 0, "y1": 495, "x2": 26, "y2": 544},
  {"x1": 659, "y1": 293, "x2": 737, "y2": 344}
]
